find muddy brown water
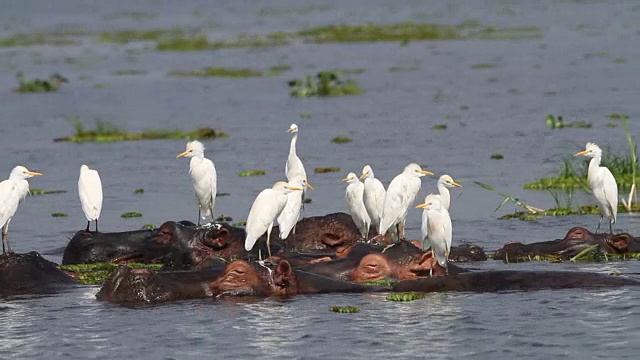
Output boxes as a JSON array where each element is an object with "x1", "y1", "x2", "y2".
[{"x1": 1, "y1": 0, "x2": 639, "y2": 358}]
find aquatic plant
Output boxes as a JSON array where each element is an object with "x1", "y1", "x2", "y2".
[
  {"x1": 98, "y1": 28, "x2": 185, "y2": 44},
  {"x1": 314, "y1": 167, "x2": 341, "y2": 174},
  {"x1": 497, "y1": 202, "x2": 640, "y2": 221},
  {"x1": 544, "y1": 115, "x2": 592, "y2": 129},
  {"x1": 331, "y1": 136, "x2": 352, "y2": 144},
  {"x1": 490, "y1": 153, "x2": 504, "y2": 160},
  {"x1": 60, "y1": 263, "x2": 163, "y2": 285},
  {"x1": 14, "y1": 72, "x2": 68, "y2": 93},
  {"x1": 296, "y1": 22, "x2": 542, "y2": 43},
  {"x1": 0, "y1": 32, "x2": 82, "y2": 47},
  {"x1": 216, "y1": 215, "x2": 233, "y2": 222},
  {"x1": 134, "y1": 188, "x2": 144, "y2": 194},
  {"x1": 360, "y1": 279, "x2": 395, "y2": 286},
  {"x1": 112, "y1": 69, "x2": 148, "y2": 76},
  {"x1": 168, "y1": 65, "x2": 288, "y2": 78},
  {"x1": 51, "y1": 212, "x2": 68, "y2": 217},
  {"x1": 232, "y1": 221, "x2": 247, "y2": 227},
  {"x1": 330, "y1": 306, "x2": 360, "y2": 313},
  {"x1": 288, "y1": 71, "x2": 362, "y2": 97},
  {"x1": 386, "y1": 292, "x2": 426, "y2": 302},
  {"x1": 54, "y1": 119, "x2": 227, "y2": 143},
  {"x1": 236, "y1": 170, "x2": 266, "y2": 177},
  {"x1": 473, "y1": 181, "x2": 543, "y2": 214},
  {"x1": 431, "y1": 124, "x2": 447, "y2": 130},
  {"x1": 121, "y1": 212, "x2": 143, "y2": 218},
  {"x1": 302, "y1": 198, "x2": 312, "y2": 204},
  {"x1": 30, "y1": 188, "x2": 67, "y2": 196},
  {"x1": 156, "y1": 33, "x2": 289, "y2": 51},
  {"x1": 140, "y1": 224, "x2": 156, "y2": 229}
]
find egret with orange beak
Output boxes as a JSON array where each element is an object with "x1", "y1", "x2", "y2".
[{"x1": 177, "y1": 140, "x2": 217, "y2": 225}]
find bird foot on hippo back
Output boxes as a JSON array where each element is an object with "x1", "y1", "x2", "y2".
[{"x1": 1, "y1": 252, "x2": 77, "y2": 297}]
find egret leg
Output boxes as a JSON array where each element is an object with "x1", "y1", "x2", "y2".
[
  {"x1": 445, "y1": 261, "x2": 449, "y2": 275},
  {"x1": 266, "y1": 223, "x2": 274, "y2": 258},
  {"x1": 595, "y1": 215, "x2": 603, "y2": 234},
  {"x1": 85, "y1": 221, "x2": 90, "y2": 232},
  {"x1": 609, "y1": 218, "x2": 613, "y2": 234},
  {"x1": 197, "y1": 208, "x2": 201, "y2": 226},
  {"x1": 95, "y1": 220, "x2": 99, "y2": 233},
  {"x1": 2, "y1": 224, "x2": 12, "y2": 255},
  {"x1": 399, "y1": 222, "x2": 406, "y2": 241}
]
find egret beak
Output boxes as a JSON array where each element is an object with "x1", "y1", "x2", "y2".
[
  {"x1": 341, "y1": 177, "x2": 351, "y2": 182},
  {"x1": 287, "y1": 186, "x2": 303, "y2": 191},
  {"x1": 176, "y1": 151, "x2": 189, "y2": 158},
  {"x1": 305, "y1": 182, "x2": 314, "y2": 190},
  {"x1": 359, "y1": 171, "x2": 368, "y2": 180},
  {"x1": 26, "y1": 171, "x2": 43, "y2": 176},
  {"x1": 451, "y1": 180, "x2": 462, "y2": 188},
  {"x1": 416, "y1": 202, "x2": 431, "y2": 209},
  {"x1": 417, "y1": 169, "x2": 435, "y2": 175},
  {"x1": 287, "y1": 127, "x2": 295, "y2": 133},
  {"x1": 574, "y1": 150, "x2": 589, "y2": 157}
]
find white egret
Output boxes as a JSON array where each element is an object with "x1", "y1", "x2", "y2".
[
  {"x1": 245, "y1": 181, "x2": 303, "y2": 257},
  {"x1": 342, "y1": 172, "x2": 371, "y2": 239},
  {"x1": 285, "y1": 124, "x2": 313, "y2": 191},
  {"x1": 1, "y1": 166, "x2": 42, "y2": 254},
  {"x1": 574, "y1": 142, "x2": 618, "y2": 233},
  {"x1": 177, "y1": 140, "x2": 217, "y2": 225},
  {"x1": 433, "y1": 174, "x2": 462, "y2": 211},
  {"x1": 416, "y1": 195, "x2": 452, "y2": 275},
  {"x1": 378, "y1": 163, "x2": 434, "y2": 240},
  {"x1": 277, "y1": 177, "x2": 309, "y2": 241},
  {"x1": 360, "y1": 165, "x2": 386, "y2": 233},
  {"x1": 78, "y1": 164, "x2": 103, "y2": 232}
]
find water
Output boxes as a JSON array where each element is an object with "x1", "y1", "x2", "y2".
[{"x1": 1, "y1": 0, "x2": 639, "y2": 358}]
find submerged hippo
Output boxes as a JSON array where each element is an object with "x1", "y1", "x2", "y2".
[
  {"x1": 1, "y1": 252, "x2": 77, "y2": 297},
  {"x1": 494, "y1": 227, "x2": 640, "y2": 261},
  {"x1": 97, "y1": 258, "x2": 384, "y2": 304},
  {"x1": 62, "y1": 228, "x2": 156, "y2": 265},
  {"x1": 393, "y1": 270, "x2": 640, "y2": 293}
]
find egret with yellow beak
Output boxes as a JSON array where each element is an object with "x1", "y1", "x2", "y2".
[
  {"x1": 417, "y1": 195, "x2": 452, "y2": 275},
  {"x1": 379, "y1": 163, "x2": 434, "y2": 240},
  {"x1": 342, "y1": 172, "x2": 370, "y2": 239},
  {"x1": 360, "y1": 165, "x2": 386, "y2": 233},
  {"x1": 1, "y1": 166, "x2": 43, "y2": 254},
  {"x1": 177, "y1": 140, "x2": 217, "y2": 225},
  {"x1": 574, "y1": 142, "x2": 618, "y2": 233}
]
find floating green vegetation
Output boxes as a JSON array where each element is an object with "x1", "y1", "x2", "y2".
[
  {"x1": 498, "y1": 203, "x2": 640, "y2": 220},
  {"x1": 296, "y1": 22, "x2": 542, "y2": 43},
  {"x1": 216, "y1": 214, "x2": 233, "y2": 222},
  {"x1": 360, "y1": 279, "x2": 395, "y2": 287},
  {"x1": 140, "y1": 224, "x2": 156, "y2": 229},
  {"x1": 237, "y1": 170, "x2": 266, "y2": 177},
  {"x1": 98, "y1": 28, "x2": 185, "y2": 44},
  {"x1": 30, "y1": 188, "x2": 67, "y2": 196},
  {"x1": 459, "y1": 104, "x2": 470, "y2": 111},
  {"x1": 156, "y1": 33, "x2": 290, "y2": 51},
  {"x1": 93, "y1": 84, "x2": 105, "y2": 89},
  {"x1": 302, "y1": 198, "x2": 312, "y2": 204},
  {"x1": 289, "y1": 71, "x2": 362, "y2": 98},
  {"x1": 134, "y1": 188, "x2": 144, "y2": 194},
  {"x1": 386, "y1": 292, "x2": 426, "y2": 302},
  {"x1": 54, "y1": 119, "x2": 227, "y2": 143},
  {"x1": 545, "y1": 115, "x2": 592, "y2": 129},
  {"x1": 314, "y1": 167, "x2": 341, "y2": 174},
  {"x1": 490, "y1": 153, "x2": 504, "y2": 160},
  {"x1": 121, "y1": 212, "x2": 142, "y2": 218},
  {"x1": 232, "y1": 221, "x2": 247, "y2": 227},
  {"x1": 607, "y1": 113, "x2": 629, "y2": 121},
  {"x1": 388, "y1": 65, "x2": 420, "y2": 72},
  {"x1": 0, "y1": 32, "x2": 81, "y2": 47},
  {"x1": 14, "y1": 72, "x2": 68, "y2": 93},
  {"x1": 51, "y1": 212, "x2": 68, "y2": 217},
  {"x1": 299, "y1": 113, "x2": 312, "y2": 119},
  {"x1": 168, "y1": 64, "x2": 288, "y2": 78},
  {"x1": 431, "y1": 124, "x2": 447, "y2": 130},
  {"x1": 216, "y1": 192, "x2": 230, "y2": 197},
  {"x1": 60, "y1": 263, "x2": 163, "y2": 285},
  {"x1": 103, "y1": 11, "x2": 159, "y2": 21},
  {"x1": 112, "y1": 69, "x2": 148, "y2": 76},
  {"x1": 474, "y1": 181, "x2": 544, "y2": 214},
  {"x1": 330, "y1": 306, "x2": 360, "y2": 313},
  {"x1": 331, "y1": 136, "x2": 352, "y2": 144},
  {"x1": 471, "y1": 63, "x2": 498, "y2": 69}
]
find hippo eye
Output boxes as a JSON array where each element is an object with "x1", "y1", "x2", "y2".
[{"x1": 231, "y1": 269, "x2": 246, "y2": 275}]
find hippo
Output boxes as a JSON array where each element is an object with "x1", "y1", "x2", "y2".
[
  {"x1": 1, "y1": 252, "x2": 77, "y2": 297},
  {"x1": 297, "y1": 240, "x2": 470, "y2": 283},
  {"x1": 494, "y1": 227, "x2": 640, "y2": 262},
  {"x1": 97, "y1": 258, "x2": 385, "y2": 304},
  {"x1": 62, "y1": 228, "x2": 156, "y2": 265},
  {"x1": 392, "y1": 270, "x2": 640, "y2": 293}
]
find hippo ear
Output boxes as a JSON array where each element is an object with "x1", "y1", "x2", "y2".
[
  {"x1": 610, "y1": 234, "x2": 630, "y2": 251},
  {"x1": 274, "y1": 260, "x2": 294, "y2": 286},
  {"x1": 321, "y1": 233, "x2": 345, "y2": 247}
]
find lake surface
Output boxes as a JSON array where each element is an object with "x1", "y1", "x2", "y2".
[{"x1": 1, "y1": 0, "x2": 639, "y2": 358}]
